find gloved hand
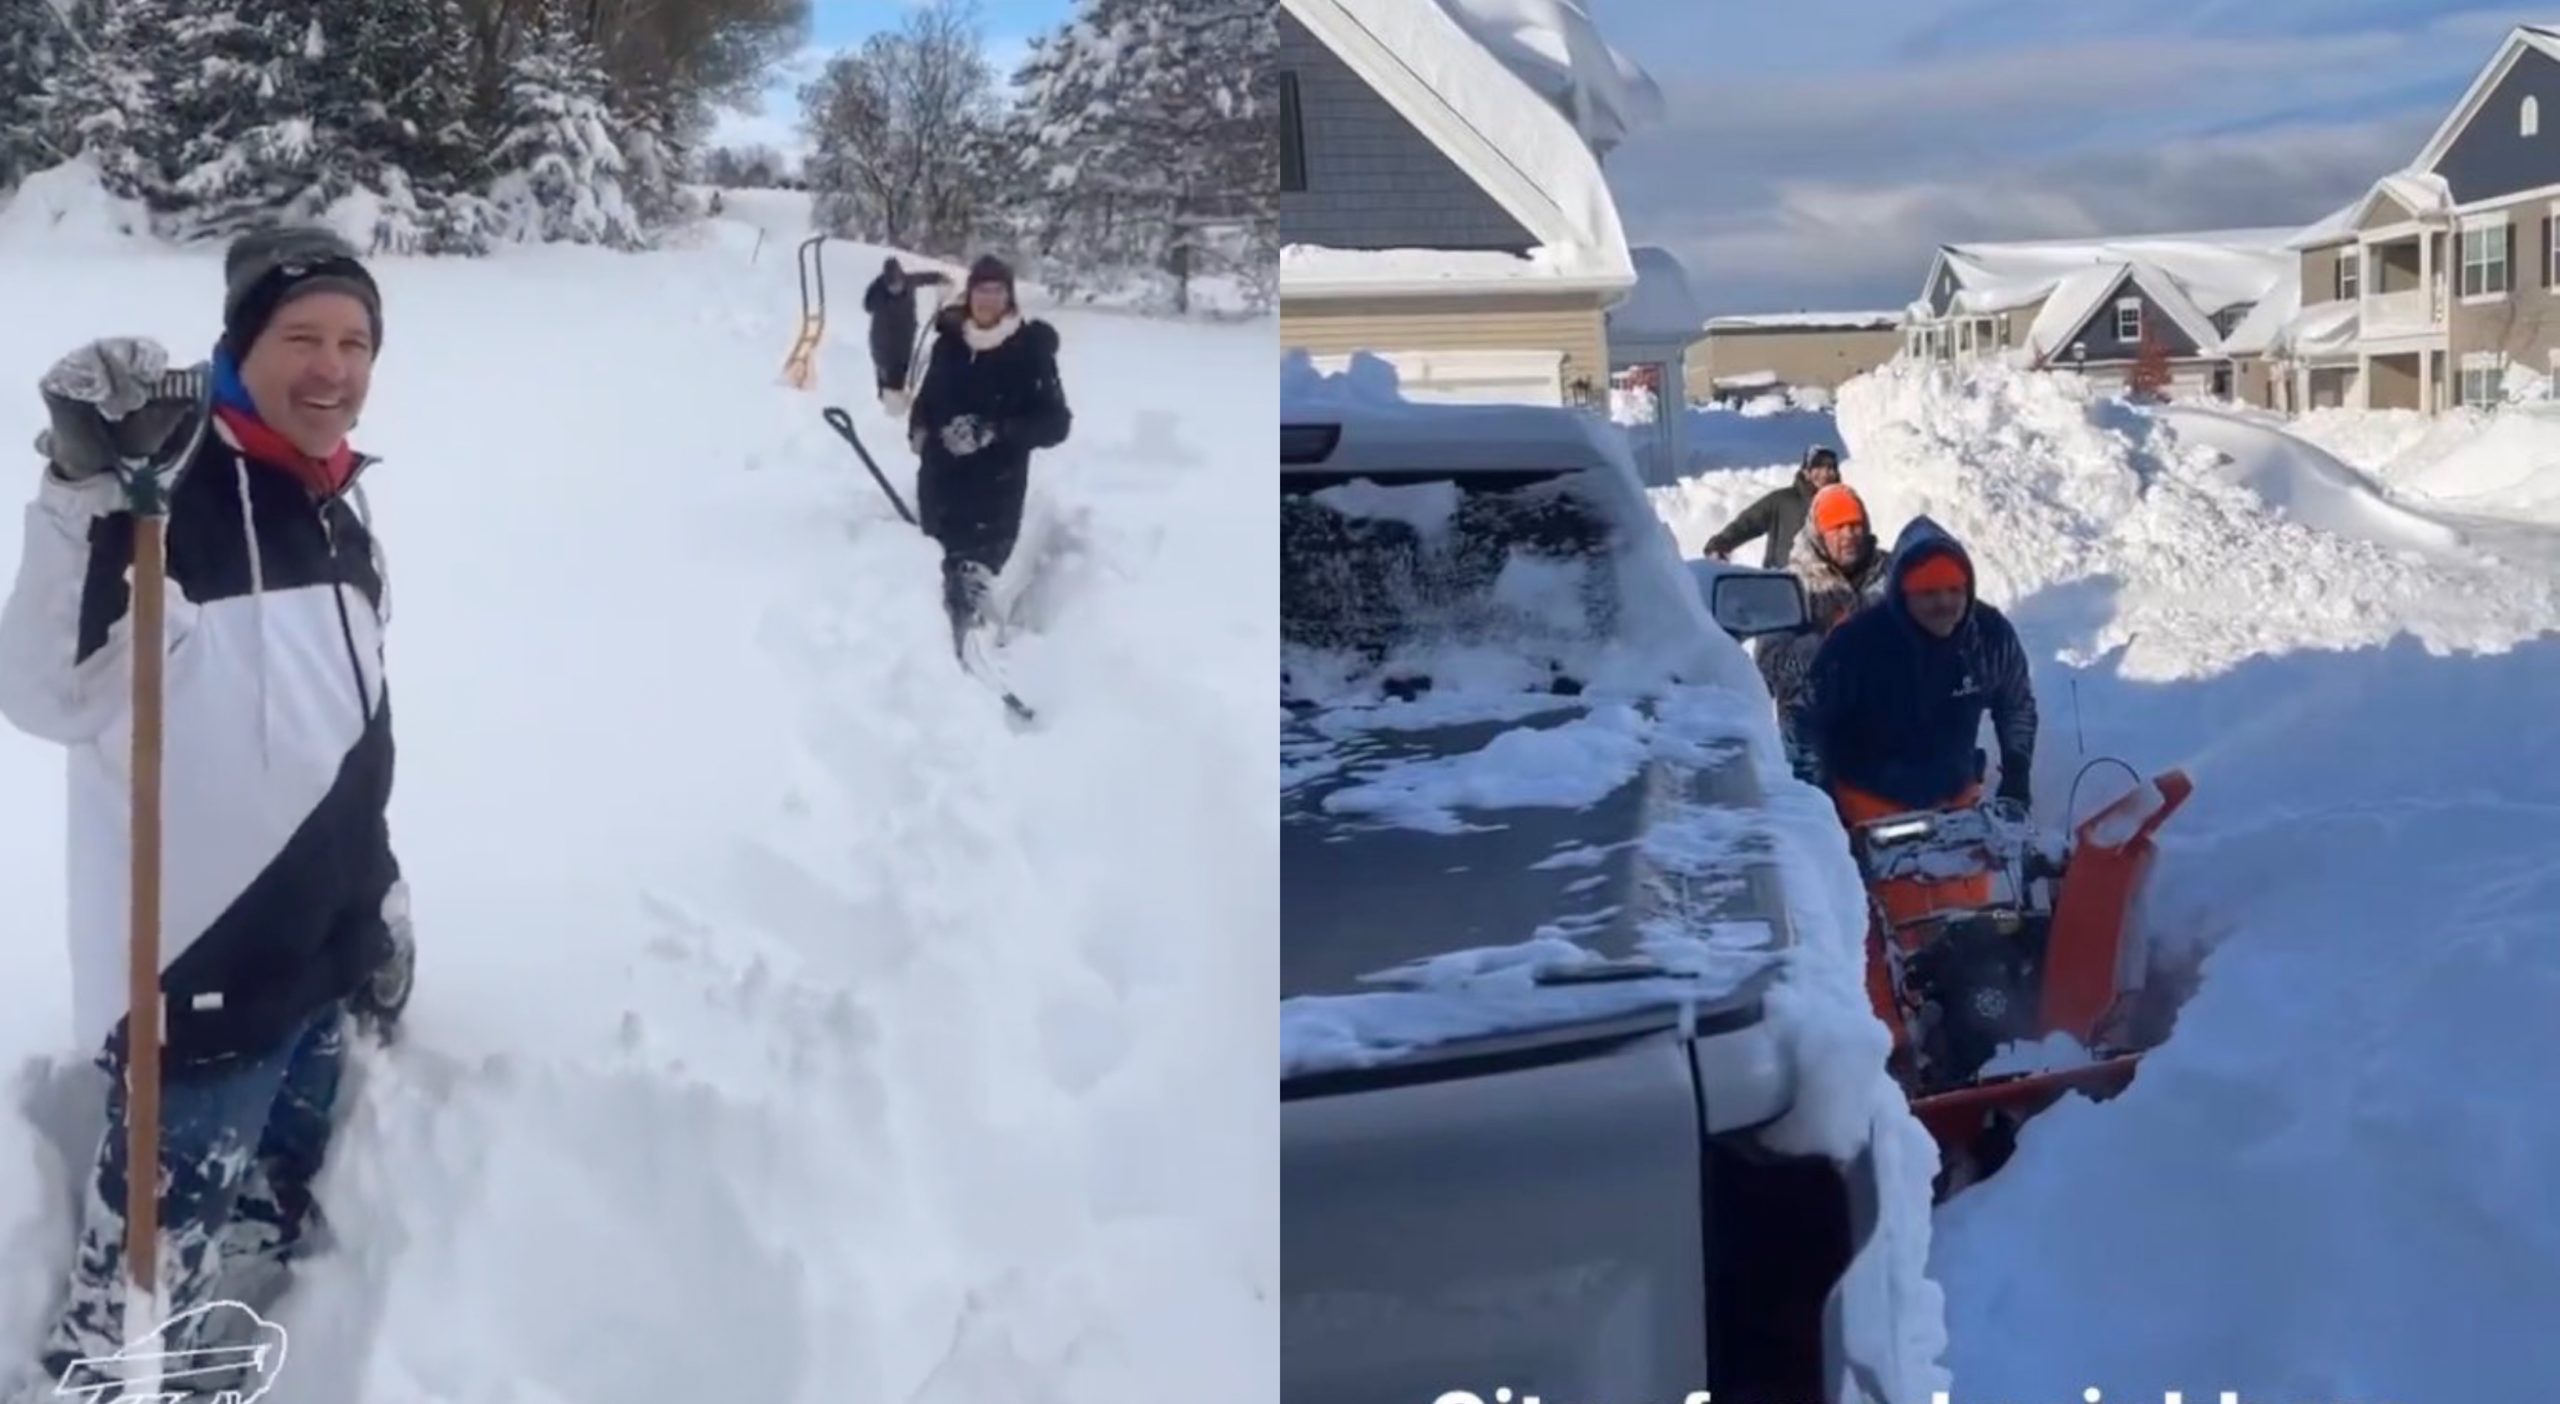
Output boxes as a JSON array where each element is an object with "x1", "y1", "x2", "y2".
[
  {"x1": 1994, "y1": 773, "x2": 2032, "y2": 814},
  {"x1": 350, "y1": 879, "x2": 414, "y2": 1041},
  {"x1": 35, "y1": 337, "x2": 204, "y2": 482},
  {"x1": 939, "y1": 414, "x2": 995, "y2": 457}
]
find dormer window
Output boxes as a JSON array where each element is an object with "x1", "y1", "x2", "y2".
[{"x1": 2526, "y1": 95, "x2": 2541, "y2": 136}]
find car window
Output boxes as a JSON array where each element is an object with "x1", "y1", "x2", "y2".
[{"x1": 1281, "y1": 467, "x2": 1620, "y2": 698}]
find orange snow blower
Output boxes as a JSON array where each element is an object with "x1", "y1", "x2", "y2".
[{"x1": 1844, "y1": 766, "x2": 2197, "y2": 1197}]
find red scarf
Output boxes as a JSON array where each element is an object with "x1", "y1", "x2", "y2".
[{"x1": 214, "y1": 404, "x2": 357, "y2": 498}]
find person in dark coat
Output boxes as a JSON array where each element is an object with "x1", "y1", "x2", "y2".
[
  {"x1": 862, "y1": 256, "x2": 950, "y2": 414},
  {"x1": 1787, "y1": 515, "x2": 2037, "y2": 819},
  {"x1": 1703, "y1": 443, "x2": 1842, "y2": 568},
  {"x1": 906, "y1": 253, "x2": 1072, "y2": 635}
]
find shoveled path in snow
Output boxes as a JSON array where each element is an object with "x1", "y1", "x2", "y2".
[{"x1": 0, "y1": 210, "x2": 1272, "y2": 1404}]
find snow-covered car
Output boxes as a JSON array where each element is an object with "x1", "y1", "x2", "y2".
[{"x1": 1280, "y1": 380, "x2": 1895, "y2": 1404}]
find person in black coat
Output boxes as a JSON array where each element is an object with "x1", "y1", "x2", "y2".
[
  {"x1": 906, "y1": 253, "x2": 1072, "y2": 632},
  {"x1": 1787, "y1": 515, "x2": 2037, "y2": 815},
  {"x1": 1703, "y1": 443, "x2": 1842, "y2": 568},
  {"x1": 861, "y1": 256, "x2": 950, "y2": 414}
]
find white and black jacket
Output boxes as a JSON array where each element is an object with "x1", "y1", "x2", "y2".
[{"x1": 0, "y1": 420, "x2": 400, "y2": 1066}]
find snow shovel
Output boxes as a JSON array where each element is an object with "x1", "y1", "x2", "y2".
[
  {"x1": 42, "y1": 353, "x2": 215, "y2": 1383},
  {"x1": 820, "y1": 406, "x2": 917, "y2": 525},
  {"x1": 816, "y1": 406, "x2": 1037, "y2": 726}
]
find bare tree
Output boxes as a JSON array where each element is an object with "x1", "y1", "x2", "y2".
[{"x1": 799, "y1": 0, "x2": 1000, "y2": 256}]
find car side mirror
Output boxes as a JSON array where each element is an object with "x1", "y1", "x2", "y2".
[{"x1": 1703, "y1": 568, "x2": 1810, "y2": 638}]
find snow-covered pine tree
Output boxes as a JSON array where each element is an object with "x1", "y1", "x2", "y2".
[
  {"x1": 36, "y1": 0, "x2": 176, "y2": 208},
  {"x1": 152, "y1": 1, "x2": 366, "y2": 240},
  {"x1": 1007, "y1": 15, "x2": 1134, "y2": 290},
  {"x1": 340, "y1": 0, "x2": 492, "y2": 251},
  {"x1": 483, "y1": 0, "x2": 645, "y2": 248},
  {"x1": 0, "y1": 0, "x2": 73, "y2": 191}
]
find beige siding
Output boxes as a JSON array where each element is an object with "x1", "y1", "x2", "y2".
[
  {"x1": 2237, "y1": 357, "x2": 2278, "y2": 409},
  {"x1": 2302, "y1": 245, "x2": 2349, "y2": 305},
  {"x1": 1685, "y1": 326, "x2": 1900, "y2": 399},
  {"x1": 1281, "y1": 293, "x2": 1612, "y2": 400},
  {"x1": 2448, "y1": 196, "x2": 2560, "y2": 402},
  {"x1": 2357, "y1": 193, "x2": 2416, "y2": 233}
]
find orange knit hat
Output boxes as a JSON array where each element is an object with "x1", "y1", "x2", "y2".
[
  {"x1": 1810, "y1": 484, "x2": 1867, "y2": 534},
  {"x1": 1902, "y1": 552, "x2": 1971, "y2": 593}
]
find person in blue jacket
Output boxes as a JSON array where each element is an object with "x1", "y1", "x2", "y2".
[{"x1": 1787, "y1": 515, "x2": 2037, "y2": 819}]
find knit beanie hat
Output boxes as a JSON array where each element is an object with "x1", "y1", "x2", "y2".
[
  {"x1": 1903, "y1": 552, "x2": 1971, "y2": 593},
  {"x1": 222, "y1": 226, "x2": 383, "y2": 358},
  {"x1": 966, "y1": 254, "x2": 1018, "y2": 302},
  {"x1": 1810, "y1": 484, "x2": 1868, "y2": 534}
]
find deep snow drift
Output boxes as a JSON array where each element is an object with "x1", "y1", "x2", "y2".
[
  {"x1": 0, "y1": 178, "x2": 1273, "y2": 1403},
  {"x1": 1654, "y1": 362, "x2": 2560, "y2": 1403}
]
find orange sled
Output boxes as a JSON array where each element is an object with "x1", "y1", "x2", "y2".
[{"x1": 1841, "y1": 769, "x2": 2197, "y2": 1198}]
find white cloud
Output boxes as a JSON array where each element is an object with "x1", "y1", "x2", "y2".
[{"x1": 1643, "y1": 112, "x2": 2433, "y2": 313}]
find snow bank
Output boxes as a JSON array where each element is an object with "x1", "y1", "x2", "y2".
[
  {"x1": 1932, "y1": 635, "x2": 2560, "y2": 1404},
  {"x1": 1674, "y1": 401, "x2": 1842, "y2": 475},
  {"x1": 0, "y1": 223, "x2": 1270, "y2": 1402},
  {"x1": 1645, "y1": 353, "x2": 2560, "y2": 1404},
  {"x1": 2360, "y1": 400, "x2": 2560, "y2": 528},
  {"x1": 2151, "y1": 406, "x2": 2468, "y2": 555},
  {"x1": 1652, "y1": 361, "x2": 2560, "y2": 687},
  {"x1": 0, "y1": 159, "x2": 154, "y2": 253}
]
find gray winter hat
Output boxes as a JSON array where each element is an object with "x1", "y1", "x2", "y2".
[{"x1": 221, "y1": 225, "x2": 384, "y2": 357}]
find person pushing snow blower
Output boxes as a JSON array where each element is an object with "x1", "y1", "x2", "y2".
[
  {"x1": 906, "y1": 254, "x2": 1072, "y2": 646},
  {"x1": 863, "y1": 256, "x2": 950, "y2": 417},
  {"x1": 1787, "y1": 515, "x2": 2038, "y2": 837},
  {"x1": 0, "y1": 225, "x2": 414, "y2": 1390}
]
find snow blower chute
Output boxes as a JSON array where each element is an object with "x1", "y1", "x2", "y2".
[
  {"x1": 1846, "y1": 766, "x2": 2196, "y2": 1197},
  {"x1": 780, "y1": 233, "x2": 828, "y2": 389}
]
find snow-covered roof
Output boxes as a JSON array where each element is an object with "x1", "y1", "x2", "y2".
[
  {"x1": 1608, "y1": 246, "x2": 1706, "y2": 345},
  {"x1": 2273, "y1": 300, "x2": 2360, "y2": 360},
  {"x1": 1703, "y1": 311, "x2": 1902, "y2": 333},
  {"x1": 1427, "y1": 0, "x2": 1663, "y2": 156},
  {"x1": 2217, "y1": 262, "x2": 2300, "y2": 357},
  {"x1": 1279, "y1": 0, "x2": 1635, "y2": 300},
  {"x1": 1917, "y1": 227, "x2": 2298, "y2": 358},
  {"x1": 2282, "y1": 197, "x2": 2362, "y2": 251}
]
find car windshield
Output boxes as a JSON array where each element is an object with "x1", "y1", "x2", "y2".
[{"x1": 1280, "y1": 467, "x2": 1620, "y2": 702}]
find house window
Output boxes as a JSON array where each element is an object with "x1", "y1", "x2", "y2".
[
  {"x1": 2335, "y1": 254, "x2": 2359, "y2": 302},
  {"x1": 2461, "y1": 353, "x2": 2504, "y2": 408},
  {"x1": 2114, "y1": 298, "x2": 2141, "y2": 341},
  {"x1": 1279, "y1": 71, "x2": 1306, "y2": 192},
  {"x1": 2461, "y1": 221, "x2": 2511, "y2": 297},
  {"x1": 2527, "y1": 95, "x2": 2541, "y2": 137}
]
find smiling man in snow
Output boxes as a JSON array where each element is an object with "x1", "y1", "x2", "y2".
[{"x1": 0, "y1": 224, "x2": 414, "y2": 1387}]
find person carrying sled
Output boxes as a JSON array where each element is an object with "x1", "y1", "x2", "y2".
[
  {"x1": 906, "y1": 253, "x2": 1072, "y2": 640},
  {"x1": 1757, "y1": 482, "x2": 1887, "y2": 742},
  {"x1": 1787, "y1": 515, "x2": 2037, "y2": 836},
  {"x1": 1702, "y1": 443, "x2": 1842, "y2": 568},
  {"x1": 0, "y1": 225, "x2": 414, "y2": 1386},
  {"x1": 863, "y1": 255, "x2": 950, "y2": 417}
]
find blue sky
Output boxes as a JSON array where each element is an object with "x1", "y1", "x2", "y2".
[
  {"x1": 707, "y1": 0, "x2": 1072, "y2": 156},
  {"x1": 1596, "y1": 0, "x2": 2542, "y2": 314}
]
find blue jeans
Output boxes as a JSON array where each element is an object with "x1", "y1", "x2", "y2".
[{"x1": 38, "y1": 1001, "x2": 347, "y2": 1382}]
